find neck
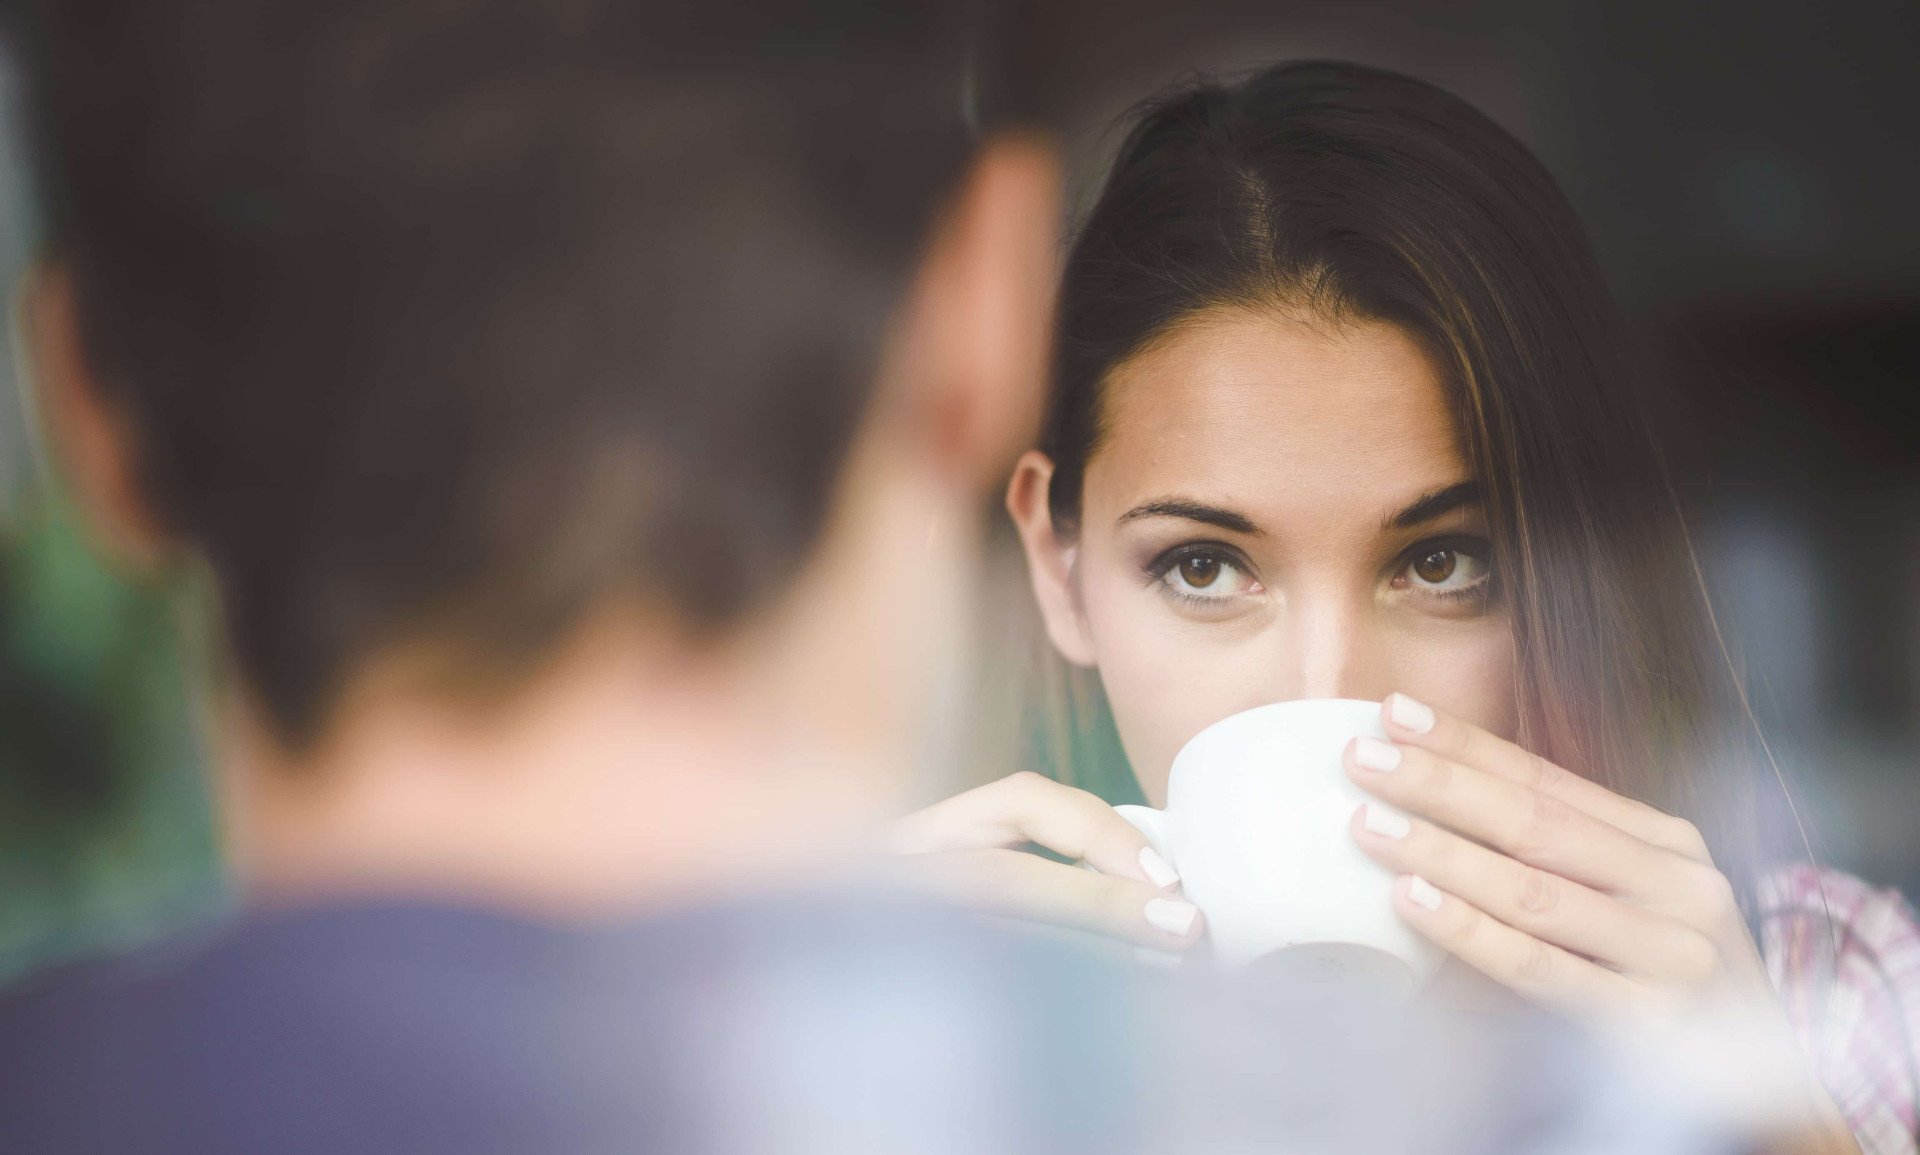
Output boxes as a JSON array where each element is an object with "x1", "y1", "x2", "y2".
[{"x1": 218, "y1": 610, "x2": 902, "y2": 919}]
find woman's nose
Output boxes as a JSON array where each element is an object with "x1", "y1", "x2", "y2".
[{"x1": 1274, "y1": 588, "x2": 1379, "y2": 702}]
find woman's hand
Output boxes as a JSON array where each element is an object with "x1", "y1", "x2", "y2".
[
  {"x1": 1345, "y1": 693, "x2": 1763, "y2": 1018},
  {"x1": 887, "y1": 772, "x2": 1205, "y2": 952},
  {"x1": 1348, "y1": 693, "x2": 1861, "y2": 1153}
]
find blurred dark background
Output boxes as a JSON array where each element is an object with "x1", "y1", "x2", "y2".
[{"x1": 0, "y1": 0, "x2": 1916, "y2": 979}]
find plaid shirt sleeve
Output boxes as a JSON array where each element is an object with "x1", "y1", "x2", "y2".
[{"x1": 1762, "y1": 864, "x2": 1920, "y2": 1155}]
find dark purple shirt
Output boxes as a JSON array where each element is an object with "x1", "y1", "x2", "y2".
[{"x1": 0, "y1": 893, "x2": 1145, "y2": 1154}]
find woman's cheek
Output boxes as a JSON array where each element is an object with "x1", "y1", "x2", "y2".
[
  {"x1": 1385, "y1": 619, "x2": 1518, "y2": 741},
  {"x1": 1078, "y1": 585, "x2": 1274, "y2": 806}
]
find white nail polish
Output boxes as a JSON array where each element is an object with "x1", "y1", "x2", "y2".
[
  {"x1": 1387, "y1": 693, "x2": 1435, "y2": 734},
  {"x1": 1139, "y1": 847, "x2": 1180, "y2": 889},
  {"x1": 1407, "y1": 876, "x2": 1444, "y2": 911},
  {"x1": 1145, "y1": 897, "x2": 1199, "y2": 938},
  {"x1": 1353, "y1": 735, "x2": 1403, "y2": 772},
  {"x1": 1362, "y1": 804, "x2": 1411, "y2": 839}
]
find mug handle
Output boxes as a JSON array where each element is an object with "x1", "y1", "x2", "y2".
[{"x1": 1112, "y1": 804, "x2": 1174, "y2": 870}]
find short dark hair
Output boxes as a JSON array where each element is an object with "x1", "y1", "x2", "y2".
[{"x1": 11, "y1": 1, "x2": 977, "y2": 741}]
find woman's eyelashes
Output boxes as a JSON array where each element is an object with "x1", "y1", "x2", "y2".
[
  {"x1": 1389, "y1": 535, "x2": 1495, "y2": 605},
  {"x1": 1138, "y1": 535, "x2": 1495, "y2": 617},
  {"x1": 1143, "y1": 543, "x2": 1263, "y2": 611}
]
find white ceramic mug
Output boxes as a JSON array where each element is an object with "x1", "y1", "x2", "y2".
[{"x1": 1117, "y1": 698, "x2": 1442, "y2": 985}]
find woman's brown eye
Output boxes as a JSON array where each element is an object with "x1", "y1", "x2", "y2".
[
  {"x1": 1179, "y1": 556, "x2": 1220, "y2": 588},
  {"x1": 1413, "y1": 549, "x2": 1456, "y2": 585}
]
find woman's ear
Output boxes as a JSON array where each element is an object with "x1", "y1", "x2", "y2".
[
  {"x1": 22, "y1": 261, "x2": 172, "y2": 566},
  {"x1": 1005, "y1": 450, "x2": 1096, "y2": 666}
]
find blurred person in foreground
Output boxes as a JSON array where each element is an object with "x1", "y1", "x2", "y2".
[
  {"x1": 0, "y1": 2, "x2": 1813, "y2": 1153},
  {"x1": 0, "y1": 1, "x2": 1098, "y2": 1150}
]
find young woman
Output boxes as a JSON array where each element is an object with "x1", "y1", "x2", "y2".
[{"x1": 891, "y1": 62, "x2": 1920, "y2": 1153}]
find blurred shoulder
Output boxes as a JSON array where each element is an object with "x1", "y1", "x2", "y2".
[
  {"x1": 1759, "y1": 863, "x2": 1920, "y2": 1154},
  {"x1": 0, "y1": 893, "x2": 1153, "y2": 1153},
  {"x1": 1759, "y1": 862, "x2": 1920, "y2": 970}
]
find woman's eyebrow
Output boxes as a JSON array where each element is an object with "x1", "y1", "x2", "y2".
[
  {"x1": 1386, "y1": 481, "x2": 1481, "y2": 530},
  {"x1": 1118, "y1": 499, "x2": 1262, "y2": 535}
]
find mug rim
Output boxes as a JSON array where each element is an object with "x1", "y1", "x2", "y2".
[
  {"x1": 1185, "y1": 696, "x2": 1382, "y2": 733},
  {"x1": 1168, "y1": 697, "x2": 1385, "y2": 779}
]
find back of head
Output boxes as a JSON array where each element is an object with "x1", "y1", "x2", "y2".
[{"x1": 10, "y1": 0, "x2": 976, "y2": 742}]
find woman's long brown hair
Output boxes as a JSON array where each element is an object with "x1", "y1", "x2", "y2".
[{"x1": 1038, "y1": 61, "x2": 1804, "y2": 913}]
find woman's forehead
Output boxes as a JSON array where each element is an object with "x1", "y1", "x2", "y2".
[{"x1": 1086, "y1": 307, "x2": 1468, "y2": 526}]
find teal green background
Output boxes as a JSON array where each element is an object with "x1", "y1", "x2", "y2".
[
  {"x1": 1024, "y1": 665, "x2": 1146, "y2": 808},
  {"x1": 0, "y1": 497, "x2": 225, "y2": 983}
]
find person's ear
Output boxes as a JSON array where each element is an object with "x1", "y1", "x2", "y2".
[
  {"x1": 751, "y1": 135, "x2": 1063, "y2": 797},
  {"x1": 21, "y1": 261, "x2": 172, "y2": 566},
  {"x1": 885, "y1": 132, "x2": 1061, "y2": 486},
  {"x1": 1005, "y1": 450, "x2": 1095, "y2": 666}
]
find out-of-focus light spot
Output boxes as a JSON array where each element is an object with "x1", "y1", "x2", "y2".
[
  {"x1": 1703, "y1": 506, "x2": 1830, "y2": 735},
  {"x1": 1706, "y1": 148, "x2": 1825, "y2": 256}
]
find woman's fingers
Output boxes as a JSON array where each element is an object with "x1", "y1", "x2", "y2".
[
  {"x1": 901, "y1": 847, "x2": 1204, "y2": 950},
  {"x1": 1345, "y1": 737, "x2": 1678, "y2": 899},
  {"x1": 1350, "y1": 806, "x2": 1724, "y2": 988},
  {"x1": 1380, "y1": 694, "x2": 1711, "y2": 863},
  {"x1": 888, "y1": 772, "x2": 1179, "y2": 888},
  {"x1": 886, "y1": 774, "x2": 1198, "y2": 951},
  {"x1": 1387, "y1": 874, "x2": 1648, "y2": 1020}
]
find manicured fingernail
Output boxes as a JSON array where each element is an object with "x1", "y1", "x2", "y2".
[
  {"x1": 1386, "y1": 693, "x2": 1435, "y2": 734},
  {"x1": 1362, "y1": 803, "x2": 1411, "y2": 839},
  {"x1": 1145, "y1": 897, "x2": 1200, "y2": 937},
  {"x1": 1353, "y1": 735, "x2": 1403, "y2": 772},
  {"x1": 1139, "y1": 847, "x2": 1180, "y2": 889},
  {"x1": 1407, "y1": 875, "x2": 1444, "y2": 911}
]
